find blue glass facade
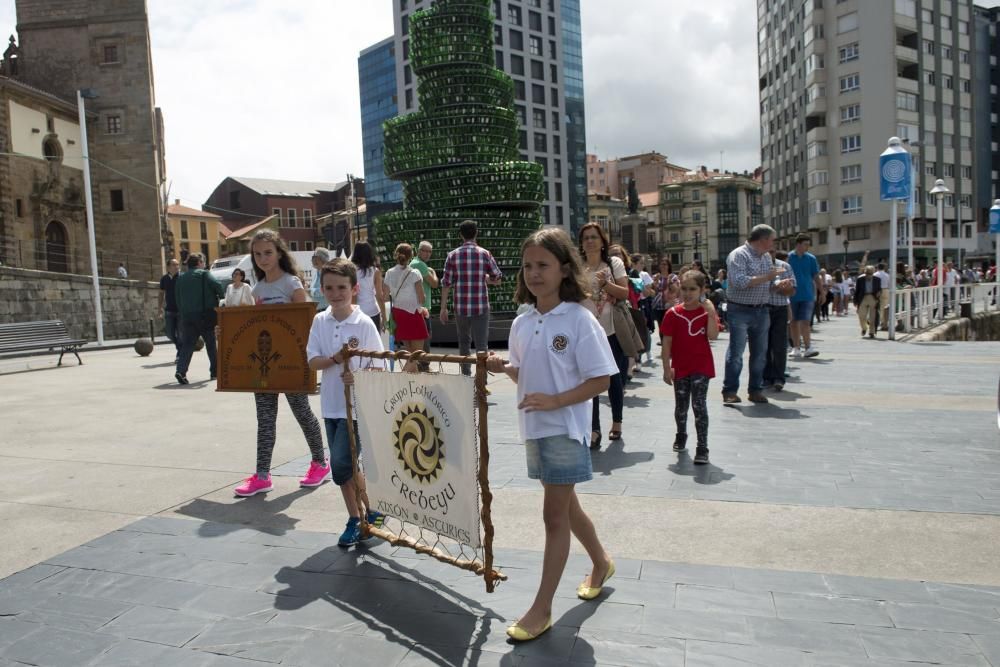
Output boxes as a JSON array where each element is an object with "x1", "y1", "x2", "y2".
[
  {"x1": 358, "y1": 37, "x2": 404, "y2": 225},
  {"x1": 561, "y1": 0, "x2": 587, "y2": 235}
]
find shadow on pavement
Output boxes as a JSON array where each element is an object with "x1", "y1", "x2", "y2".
[
  {"x1": 141, "y1": 361, "x2": 176, "y2": 369},
  {"x1": 172, "y1": 489, "x2": 316, "y2": 536},
  {"x1": 591, "y1": 440, "x2": 654, "y2": 476},
  {"x1": 726, "y1": 403, "x2": 810, "y2": 420},
  {"x1": 668, "y1": 451, "x2": 735, "y2": 485},
  {"x1": 273, "y1": 549, "x2": 507, "y2": 667}
]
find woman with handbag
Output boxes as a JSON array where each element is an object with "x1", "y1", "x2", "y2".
[
  {"x1": 384, "y1": 243, "x2": 429, "y2": 373},
  {"x1": 652, "y1": 258, "x2": 681, "y2": 341},
  {"x1": 579, "y1": 223, "x2": 630, "y2": 448}
]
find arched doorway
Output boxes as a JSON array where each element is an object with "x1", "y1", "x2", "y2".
[{"x1": 45, "y1": 221, "x2": 69, "y2": 273}]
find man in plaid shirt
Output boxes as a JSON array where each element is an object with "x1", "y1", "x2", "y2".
[{"x1": 439, "y1": 220, "x2": 503, "y2": 376}]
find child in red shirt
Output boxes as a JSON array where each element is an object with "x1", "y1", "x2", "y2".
[{"x1": 661, "y1": 270, "x2": 719, "y2": 464}]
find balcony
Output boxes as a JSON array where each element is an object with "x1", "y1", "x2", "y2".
[
  {"x1": 895, "y1": 44, "x2": 918, "y2": 63},
  {"x1": 896, "y1": 76, "x2": 919, "y2": 94},
  {"x1": 806, "y1": 95, "x2": 826, "y2": 117}
]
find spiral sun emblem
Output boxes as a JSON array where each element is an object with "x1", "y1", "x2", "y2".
[
  {"x1": 551, "y1": 334, "x2": 569, "y2": 353},
  {"x1": 347, "y1": 336, "x2": 360, "y2": 349},
  {"x1": 393, "y1": 404, "x2": 444, "y2": 484}
]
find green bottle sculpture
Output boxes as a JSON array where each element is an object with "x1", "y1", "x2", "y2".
[{"x1": 375, "y1": 0, "x2": 545, "y2": 315}]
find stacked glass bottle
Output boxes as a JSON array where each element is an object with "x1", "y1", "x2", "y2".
[{"x1": 375, "y1": 0, "x2": 544, "y2": 315}]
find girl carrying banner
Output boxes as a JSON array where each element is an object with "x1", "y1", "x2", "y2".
[{"x1": 486, "y1": 228, "x2": 617, "y2": 642}]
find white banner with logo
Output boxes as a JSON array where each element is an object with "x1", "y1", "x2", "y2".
[{"x1": 353, "y1": 371, "x2": 481, "y2": 548}]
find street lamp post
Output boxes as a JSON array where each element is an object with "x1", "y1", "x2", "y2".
[
  {"x1": 930, "y1": 179, "x2": 950, "y2": 320},
  {"x1": 76, "y1": 88, "x2": 104, "y2": 346},
  {"x1": 990, "y1": 199, "x2": 1000, "y2": 291},
  {"x1": 842, "y1": 239, "x2": 849, "y2": 270},
  {"x1": 693, "y1": 230, "x2": 701, "y2": 263}
]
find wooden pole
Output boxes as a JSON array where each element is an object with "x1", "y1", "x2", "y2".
[
  {"x1": 475, "y1": 351, "x2": 500, "y2": 592},
  {"x1": 341, "y1": 344, "x2": 368, "y2": 537}
]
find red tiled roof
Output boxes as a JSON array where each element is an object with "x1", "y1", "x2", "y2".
[
  {"x1": 223, "y1": 215, "x2": 276, "y2": 240},
  {"x1": 167, "y1": 203, "x2": 221, "y2": 218}
]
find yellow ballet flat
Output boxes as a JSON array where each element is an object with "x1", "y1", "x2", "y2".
[
  {"x1": 577, "y1": 558, "x2": 615, "y2": 600},
  {"x1": 506, "y1": 616, "x2": 552, "y2": 642}
]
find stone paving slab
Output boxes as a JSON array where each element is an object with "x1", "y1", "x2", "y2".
[{"x1": 1, "y1": 515, "x2": 999, "y2": 666}]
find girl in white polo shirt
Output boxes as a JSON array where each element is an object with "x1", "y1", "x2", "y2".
[{"x1": 487, "y1": 228, "x2": 619, "y2": 643}]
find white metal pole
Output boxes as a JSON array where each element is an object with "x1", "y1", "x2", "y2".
[
  {"x1": 889, "y1": 200, "x2": 897, "y2": 340},
  {"x1": 77, "y1": 90, "x2": 105, "y2": 346},
  {"x1": 937, "y1": 195, "x2": 944, "y2": 320},
  {"x1": 992, "y1": 200, "x2": 1000, "y2": 309},
  {"x1": 907, "y1": 215, "x2": 914, "y2": 276}
]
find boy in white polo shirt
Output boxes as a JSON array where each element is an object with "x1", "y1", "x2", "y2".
[{"x1": 307, "y1": 259, "x2": 385, "y2": 547}]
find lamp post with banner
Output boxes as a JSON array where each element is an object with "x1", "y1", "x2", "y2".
[
  {"x1": 879, "y1": 137, "x2": 911, "y2": 340},
  {"x1": 990, "y1": 200, "x2": 1000, "y2": 285}
]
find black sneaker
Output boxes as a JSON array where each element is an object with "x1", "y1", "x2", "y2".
[
  {"x1": 672, "y1": 434, "x2": 687, "y2": 452},
  {"x1": 174, "y1": 371, "x2": 189, "y2": 385},
  {"x1": 694, "y1": 446, "x2": 710, "y2": 465}
]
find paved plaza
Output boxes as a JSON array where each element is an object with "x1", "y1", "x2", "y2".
[{"x1": 1, "y1": 314, "x2": 999, "y2": 665}]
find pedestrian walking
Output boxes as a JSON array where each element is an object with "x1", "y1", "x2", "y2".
[
  {"x1": 309, "y1": 248, "x2": 332, "y2": 311},
  {"x1": 578, "y1": 223, "x2": 629, "y2": 447},
  {"x1": 651, "y1": 258, "x2": 680, "y2": 340},
  {"x1": 439, "y1": 220, "x2": 503, "y2": 376},
  {"x1": 630, "y1": 253, "x2": 656, "y2": 365},
  {"x1": 661, "y1": 270, "x2": 719, "y2": 464},
  {"x1": 764, "y1": 251, "x2": 796, "y2": 391},
  {"x1": 410, "y1": 240, "x2": 439, "y2": 370},
  {"x1": 223, "y1": 268, "x2": 255, "y2": 307},
  {"x1": 874, "y1": 262, "x2": 891, "y2": 330},
  {"x1": 722, "y1": 224, "x2": 785, "y2": 405},
  {"x1": 306, "y1": 259, "x2": 385, "y2": 546},
  {"x1": 350, "y1": 241, "x2": 386, "y2": 332},
  {"x1": 486, "y1": 227, "x2": 617, "y2": 643},
  {"x1": 787, "y1": 234, "x2": 822, "y2": 358},
  {"x1": 174, "y1": 253, "x2": 225, "y2": 385},
  {"x1": 854, "y1": 266, "x2": 882, "y2": 338},
  {"x1": 233, "y1": 229, "x2": 330, "y2": 498},
  {"x1": 384, "y1": 243, "x2": 429, "y2": 373},
  {"x1": 159, "y1": 258, "x2": 181, "y2": 358}
]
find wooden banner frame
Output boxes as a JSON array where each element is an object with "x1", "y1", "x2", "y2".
[
  {"x1": 216, "y1": 303, "x2": 317, "y2": 394},
  {"x1": 343, "y1": 347, "x2": 506, "y2": 592}
]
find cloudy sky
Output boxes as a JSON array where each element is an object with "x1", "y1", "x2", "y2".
[{"x1": 2, "y1": 1, "x2": 998, "y2": 207}]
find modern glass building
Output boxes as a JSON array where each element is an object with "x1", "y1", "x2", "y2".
[
  {"x1": 383, "y1": 0, "x2": 588, "y2": 234},
  {"x1": 358, "y1": 36, "x2": 404, "y2": 225}
]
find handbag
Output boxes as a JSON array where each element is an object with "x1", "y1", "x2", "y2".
[
  {"x1": 385, "y1": 269, "x2": 408, "y2": 336},
  {"x1": 612, "y1": 298, "x2": 644, "y2": 357}
]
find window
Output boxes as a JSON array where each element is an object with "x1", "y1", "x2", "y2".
[
  {"x1": 515, "y1": 105, "x2": 526, "y2": 125},
  {"x1": 941, "y1": 45, "x2": 951, "y2": 60},
  {"x1": 941, "y1": 16, "x2": 951, "y2": 30},
  {"x1": 303, "y1": 209, "x2": 312, "y2": 227},
  {"x1": 514, "y1": 80, "x2": 525, "y2": 100},
  {"x1": 201, "y1": 243, "x2": 210, "y2": 263},
  {"x1": 837, "y1": 12, "x2": 858, "y2": 34},
  {"x1": 922, "y1": 8, "x2": 933, "y2": 23},
  {"x1": 532, "y1": 108, "x2": 545, "y2": 128},
  {"x1": 842, "y1": 195, "x2": 863, "y2": 214},
  {"x1": 841, "y1": 164, "x2": 862, "y2": 184},
  {"x1": 110, "y1": 189, "x2": 125, "y2": 212},
  {"x1": 914, "y1": 222, "x2": 927, "y2": 237},
  {"x1": 897, "y1": 91, "x2": 919, "y2": 111},
  {"x1": 895, "y1": 0, "x2": 916, "y2": 17},
  {"x1": 959, "y1": 50, "x2": 970, "y2": 64},
  {"x1": 943, "y1": 74, "x2": 953, "y2": 90},
  {"x1": 839, "y1": 42, "x2": 859, "y2": 63},
  {"x1": 840, "y1": 103, "x2": 860, "y2": 123},
  {"x1": 305, "y1": 242, "x2": 314, "y2": 251},
  {"x1": 272, "y1": 207, "x2": 281, "y2": 220},
  {"x1": 531, "y1": 59, "x2": 544, "y2": 80},
  {"x1": 507, "y1": 5, "x2": 521, "y2": 25},
  {"x1": 510, "y1": 54, "x2": 524, "y2": 75},
  {"x1": 199, "y1": 221, "x2": 207, "y2": 239},
  {"x1": 529, "y1": 35, "x2": 542, "y2": 56},
  {"x1": 839, "y1": 73, "x2": 860, "y2": 93},
  {"x1": 809, "y1": 170, "x2": 829, "y2": 186},
  {"x1": 287, "y1": 208, "x2": 297, "y2": 228},
  {"x1": 551, "y1": 110, "x2": 559, "y2": 130},
  {"x1": 510, "y1": 30, "x2": 523, "y2": 51},
  {"x1": 532, "y1": 83, "x2": 544, "y2": 103},
  {"x1": 180, "y1": 220, "x2": 188, "y2": 239},
  {"x1": 15, "y1": 199, "x2": 22, "y2": 217},
  {"x1": 103, "y1": 44, "x2": 119, "y2": 64},
  {"x1": 106, "y1": 115, "x2": 122, "y2": 134},
  {"x1": 960, "y1": 79, "x2": 971, "y2": 93},
  {"x1": 961, "y1": 166, "x2": 972, "y2": 179},
  {"x1": 924, "y1": 130, "x2": 936, "y2": 145},
  {"x1": 529, "y1": 10, "x2": 542, "y2": 31},
  {"x1": 924, "y1": 39, "x2": 936, "y2": 55},
  {"x1": 290, "y1": 242, "x2": 298, "y2": 252},
  {"x1": 810, "y1": 199, "x2": 829, "y2": 214},
  {"x1": 925, "y1": 71, "x2": 935, "y2": 86},
  {"x1": 840, "y1": 135, "x2": 861, "y2": 153},
  {"x1": 897, "y1": 123, "x2": 918, "y2": 142},
  {"x1": 847, "y1": 224, "x2": 870, "y2": 240},
  {"x1": 807, "y1": 141, "x2": 827, "y2": 159},
  {"x1": 533, "y1": 132, "x2": 547, "y2": 152},
  {"x1": 692, "y1": 211, "x2": 701, "y2": 222},
  {"x1": 958, "y1": 20, "x2": 969, "y2": 35}
]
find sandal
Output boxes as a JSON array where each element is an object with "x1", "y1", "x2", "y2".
[
  {"x1": 608, "y1": 429, "x2": 622, "y2": 441},
  {"x1": 590, "y1": 431, "x2": 602, "y2": 450}
]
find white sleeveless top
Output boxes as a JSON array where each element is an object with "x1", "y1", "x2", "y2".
[{"x1": 356, "y1": 268, "x2": 379, "y2": 317}]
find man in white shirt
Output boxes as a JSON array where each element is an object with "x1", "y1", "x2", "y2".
[{"x1": 874, "y1": 262, "x2": 891, "y2": 330}]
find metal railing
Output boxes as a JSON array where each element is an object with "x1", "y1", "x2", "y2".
[{"x1": 893, "y1": 282, "x2": 1000, "y2": 333}]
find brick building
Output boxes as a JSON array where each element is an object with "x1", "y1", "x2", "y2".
[
  {"x1": 4, "y1": 0, "x2": 167, "y2": 281},
  {"x1": 203, "y1": 177, "x2": 358, "y2": 253}
]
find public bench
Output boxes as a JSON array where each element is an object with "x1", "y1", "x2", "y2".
[{"x1": 0, "y1": 320, "x2": 87, "y2": 365}]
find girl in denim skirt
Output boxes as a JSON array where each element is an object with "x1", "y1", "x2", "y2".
[{"x1": 486, "y1": 228, "x2": 618, "y2": 643}]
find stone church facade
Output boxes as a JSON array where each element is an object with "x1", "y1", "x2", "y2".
[{"x1": 1, "y1": 0, "x2": 167, "y2": 281}]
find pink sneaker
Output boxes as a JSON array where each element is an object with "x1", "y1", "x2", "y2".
[
  {"x1": 234, "y1": 474, "x2": 272, "y2": 497},
  {"x1": 299, "y1": 460, "x2": 331, "y2": 488}
]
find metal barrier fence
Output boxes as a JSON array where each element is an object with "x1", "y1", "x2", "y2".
[{"x1": 893, "y1": 282, "x2": 1000, "y2": 333}]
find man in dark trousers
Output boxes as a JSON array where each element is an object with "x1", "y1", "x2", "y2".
[
  {"x1": 854, "y1": 265, "x2": 882, "y2": 339},
  {"x1": 174, "y1": 253, "x2": 225, "y2": 384},
  {"x1": 159, "y1": 258, "x2": 181, "y2": 359}
]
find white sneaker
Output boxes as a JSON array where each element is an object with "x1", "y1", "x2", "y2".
[
  {"x1": 790, "y1": 347, "x2": 803, "y2": 358},
  {"x1": 804, "y1": 346, "x2": 819, "y2": 358}
]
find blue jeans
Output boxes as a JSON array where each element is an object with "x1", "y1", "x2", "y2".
[
  {"x1": 722, "y1": 304, "x2": 770, "y2": 396},
  {"x1": 164, "y1": 310, "x2": 181, "y2": 352},
  {"x1": 176, "y1": 311, "x2": 217, "y2": 377},
  {"x1": 324, "y1": 418, "x2": 360, "y2": 485}
]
